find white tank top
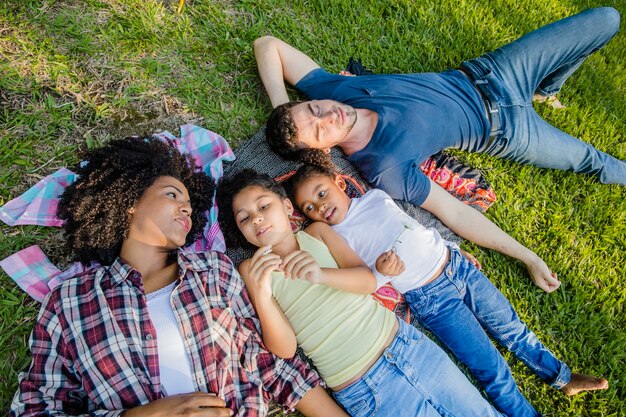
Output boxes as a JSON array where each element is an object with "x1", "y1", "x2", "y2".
[{"x1": 146, "y1": 281, "x2": 195, "y2": 395}]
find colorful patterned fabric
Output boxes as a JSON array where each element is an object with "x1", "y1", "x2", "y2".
[
  {"x1": 0, "y1": 168, "x2": 76, "y2": 227},
  {"x1": 420, "y1": 152, "x2": 497, "y2": 212},
  {"x1": 0, "y1": 246, "x2": 98, "y2": 302},
  {"x1": 0, "y1": 246, "x2": 60, "y2": 302},
  {"x1": 1, "y1": 125, "x2": 235, "y2": 301},
  {"x1": 9, "y1": 250, "x2": 321, "y2": 417}
]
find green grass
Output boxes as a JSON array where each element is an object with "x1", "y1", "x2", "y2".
[{"x1": 1, "y1": 0, "x2": 624, "y2": 414}]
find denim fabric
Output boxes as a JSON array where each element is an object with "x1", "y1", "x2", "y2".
[
  {"x1": 333, "y1": 319, "x2": 504, "y2": 417},
  {"x1": 460, "y1": 7, "x2": 625, "y2": 185},
  {"x1": 405, "y1": 249, "x2": 571, "y2": 417}
]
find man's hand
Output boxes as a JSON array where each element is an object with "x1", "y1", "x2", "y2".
[
  {"x1": 460, "y1": 249, "x2": 482, "y2": 270},
  {"x1": 123, "y1": 393, "x2": 232, "y2": 417},
  {"x1": 526, "y1": 256, "x2": 561, "y2": 293},
  {"x1": 375, "y1": 250, "x2": 406, "y2": 277}
]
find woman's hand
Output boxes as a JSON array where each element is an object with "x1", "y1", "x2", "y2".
[
  {"x1": 281, "y1": 250, "x2": 323, "y2": 284},
  {"x1": 123, "y1": 393, "x2": 232, "y2": 417},
  {"x1": 375, "y1": 250, "x2": 406, "y2": 277},
  {"x1": 247, "y1": 245, "x2": 282, "y2": 300}
]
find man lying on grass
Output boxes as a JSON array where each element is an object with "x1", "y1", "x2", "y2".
[{"x1": 253, "y1": 7, "x2": 624, "y2": 294}]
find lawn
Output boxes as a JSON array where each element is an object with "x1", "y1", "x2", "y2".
[{"x1": 1, "y1": 0, "x2": 624, "y2": 415}]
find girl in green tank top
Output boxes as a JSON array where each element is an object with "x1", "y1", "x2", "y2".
[{"x1": 217, "y1": 170, "x2": 395, "y2": 389}]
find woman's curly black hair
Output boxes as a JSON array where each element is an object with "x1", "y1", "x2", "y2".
[
  {"x1": 216, "y1": 169, "x2": 287, "y2": 249},
  {"x1": 57, "y1": 137, "x2": 214, "y2": 265},
  {"x1": 265, "y1": 102, "x2": 333, "y2": 169}
]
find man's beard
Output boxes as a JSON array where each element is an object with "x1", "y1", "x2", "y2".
[{"x1": 339, "y1": 107, "x2": 358, "y2": 142}]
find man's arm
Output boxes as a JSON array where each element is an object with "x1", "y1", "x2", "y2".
[
  {"x1": 421, "y1": 179, "x2": 561, "y2": 292},
  {"x1": 253, "y1": 36, "x2": 320, "y2": 107}
]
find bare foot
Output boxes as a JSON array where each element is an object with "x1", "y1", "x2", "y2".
[
  {"x1": 533, "y1": 93, "x2": 566, "y2": 109},
  {"x1": 560, "y1": 373, "x2": 609, "y2": 396}
]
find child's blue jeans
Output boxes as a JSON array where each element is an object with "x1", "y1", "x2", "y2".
[
  {"x1": 404, "y1": 248, "x2": 570, "y2": 417},
  {"x1": 333, "y1": 318, "x2": 504, "y2": 416}
]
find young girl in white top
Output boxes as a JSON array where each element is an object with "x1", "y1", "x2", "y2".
[
  {"x1": 287, "y1": 164, "x2": 608, "y2": 417},
  {"x1": 217, "y1": 169, "x2": 504, "y2": 417}
]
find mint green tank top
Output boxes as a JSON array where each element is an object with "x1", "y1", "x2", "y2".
[{"x1": 271, "y1": 231, "x2": 396, "y2": 387}]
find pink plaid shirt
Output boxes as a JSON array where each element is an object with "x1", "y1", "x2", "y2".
[{"x1": 10, "y1": 250, "x2": 321, "y2": 417}]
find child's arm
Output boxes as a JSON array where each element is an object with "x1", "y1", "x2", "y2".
[
  {"x1": 238, "y1": 247, "x2": 298, "y2": 358},
  {"x1": 293, "y1": 222, "x2": 377, "y2": 294}
]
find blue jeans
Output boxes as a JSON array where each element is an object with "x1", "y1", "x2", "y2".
[
  {"x1": 404, "y1": 249, "x2": 571, "y2": 417},
  {"x1": 333, "y1": 318, "x2": 504, "y2": 417},
  {"x1": 459, "y1": 7, "x2": 625, "y2": 185}
]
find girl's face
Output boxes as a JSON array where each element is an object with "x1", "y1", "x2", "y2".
[
  {"x1": 231, "y1": 185, "x2": 294, "y2": 248},
  {"x1": 293, "y1": 174, "x2": 351, "y2": 226},
  {"x1": 126, "y1": 176, "x2": 192, "y2": 249}
]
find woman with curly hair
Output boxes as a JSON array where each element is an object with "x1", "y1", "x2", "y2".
[{"x1": 10, "y1": 137, "x2": 346, "y2": 417}]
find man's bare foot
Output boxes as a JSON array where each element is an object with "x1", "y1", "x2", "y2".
[
  {"x1": 533, "y1": 93, "x2": 566, "y2": 109},
  {"x1": 560, "y1": 373, "x2": 609, "y2": 396}
]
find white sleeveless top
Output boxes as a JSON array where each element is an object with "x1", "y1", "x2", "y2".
[
  {"x1": 333, "y1": 189, "x2": 449, "y2": 293},
  {"x1": 146, "y1": 281, "x2": 195, "y2": 395}
]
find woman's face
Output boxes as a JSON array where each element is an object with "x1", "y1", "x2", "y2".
[
  {"x1": 126, "y1": 176, "x2": 193, "y2": 249},
  {"x1": 231, "y1": 185, "x2": 294, "y2": 248}
]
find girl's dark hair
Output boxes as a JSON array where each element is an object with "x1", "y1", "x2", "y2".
[
  {"x1": 216, "y1": 169, "x2": 286, "y2": 248},
  {"x1": 283, "y1": 164, "x2": 337, "y2": 202},
  {"x1": 265, "y1": 101, "x2": 333, "y2": 169},
  {"x1": 57, "y1": 137, "x2": 214, "y2": 264}
]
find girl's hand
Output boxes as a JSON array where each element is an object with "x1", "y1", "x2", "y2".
[
  {"x1": 375, "y1": 250, "x2": 406, "y2": 277},
  {"x1": 281, "y1": 250, "x2": 322, "y2": 284},
  {"x1": 460, "y1": 249, "x2": 482, "y2": 270},
  {"x1": 247, "y1": 245, "x2": 282, "y2": 300}
]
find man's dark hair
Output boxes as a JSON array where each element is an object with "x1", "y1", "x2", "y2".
[
  {"x1": 216, "y1": 169, "x2": 287, "y2": 248},
  {"x1": 283, "y1": 164, "x2": 337, "y2": 202},
  {"x1": 266, "y1": 101, "x2": 333, "y2": 168},
  {"x1": 57, "y1": 137, "x2": 214, "y2": 264}
]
